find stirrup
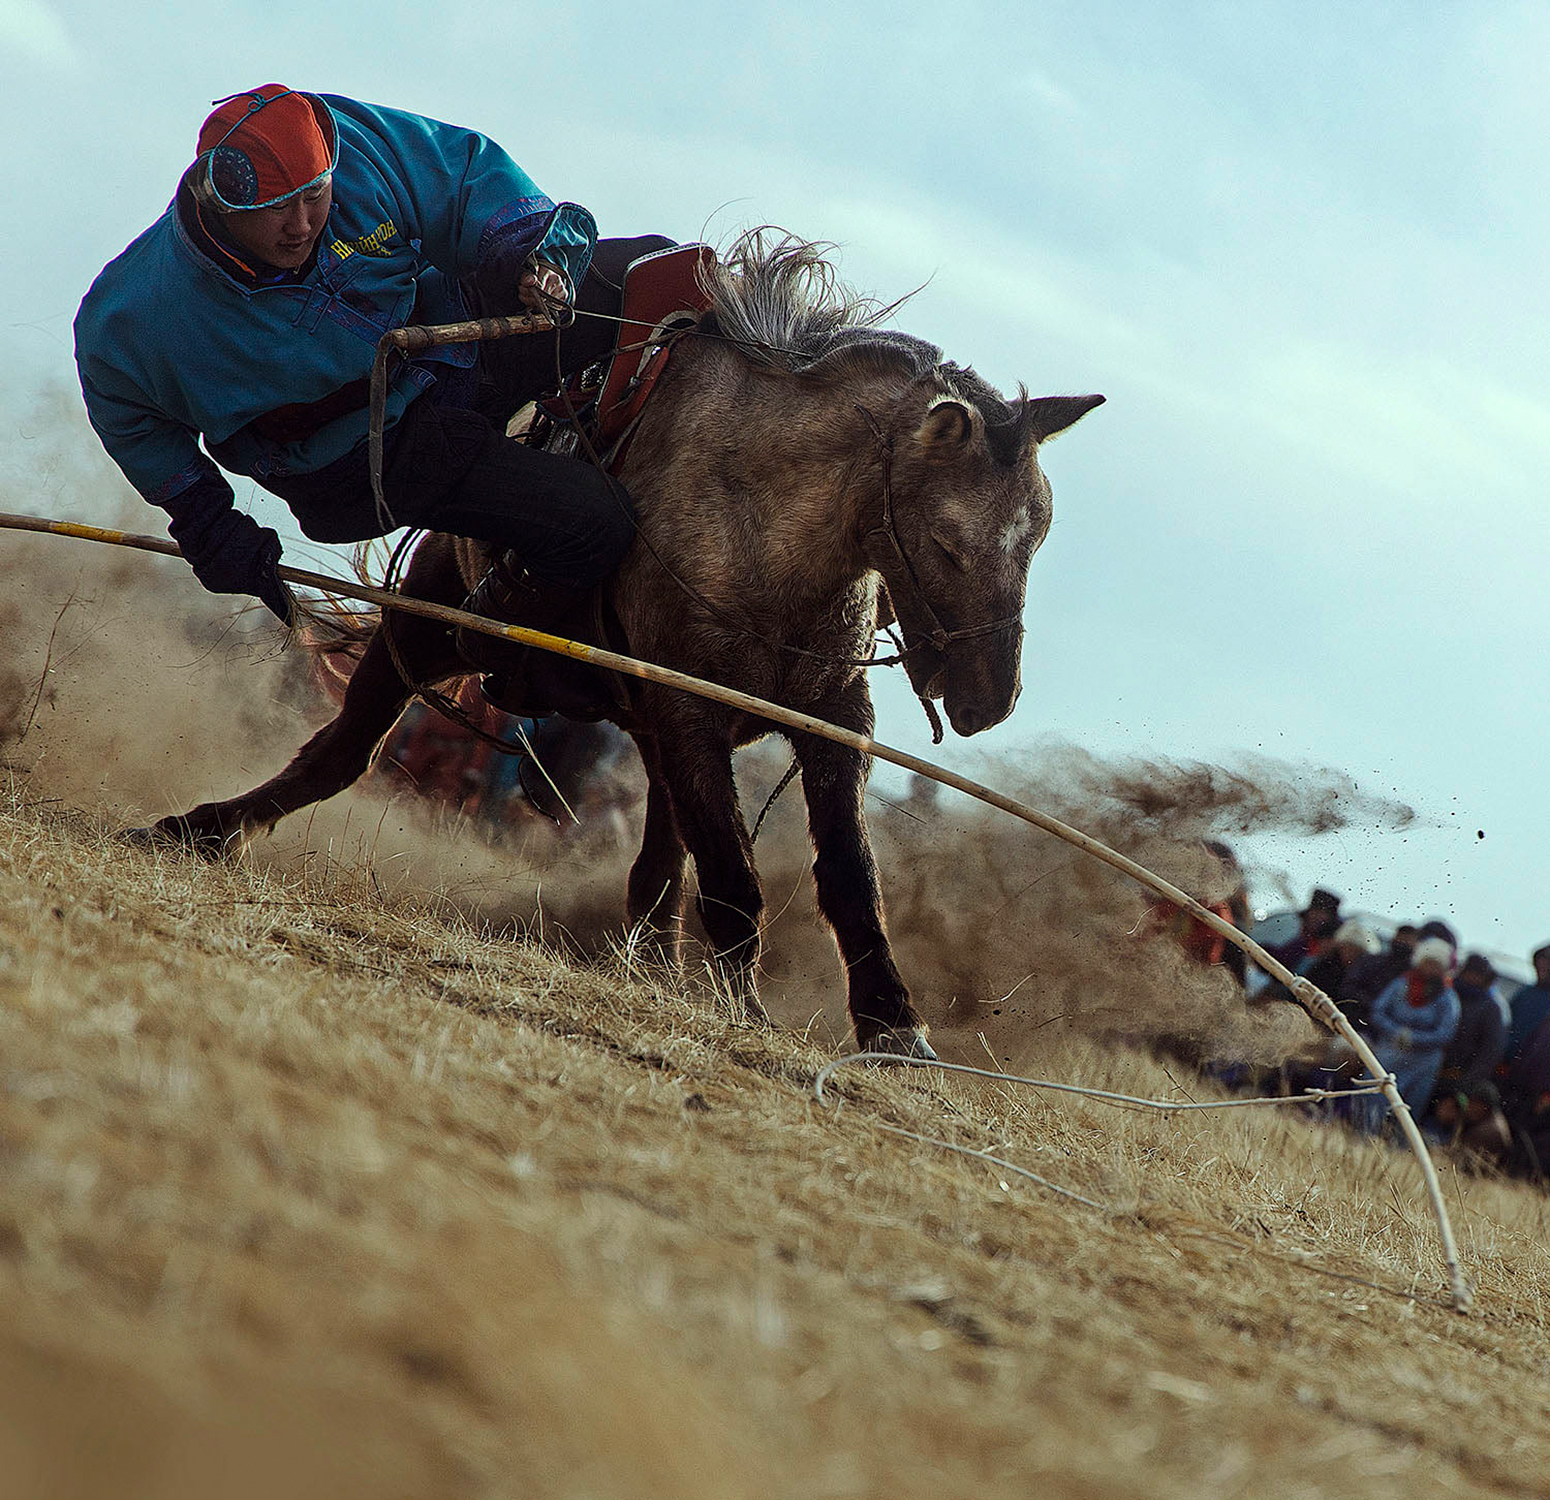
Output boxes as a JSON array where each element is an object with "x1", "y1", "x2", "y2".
[
  {"x1": 479, "y1": 664, "x2": 612, "y2": 724},
  {"x1": 457, "y1": 555, "x2": 534, "y2": 675},
  {"x1": 464, "y1": 552, "x2": 533, "y2": 621}
]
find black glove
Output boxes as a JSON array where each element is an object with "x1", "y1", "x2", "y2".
[{"x1": 162, "y1": 473, "x2": 296, "y2": 625}]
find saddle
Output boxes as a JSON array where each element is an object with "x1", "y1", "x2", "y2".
[
  {"x1": 482, "y1": 243, "x2": 716, "y2": 723},
  {"x1": 540, "y1": 241, "x2": 716, "y2": 469}
]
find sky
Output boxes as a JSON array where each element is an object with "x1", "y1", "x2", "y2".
[{"x1": 1, "y1": 0, "x2": 1545, "y2": 962}]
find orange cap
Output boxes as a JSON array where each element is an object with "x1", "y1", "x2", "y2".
[{"x1": 196, "y1": 85, "x2": 334, "y2": 209}]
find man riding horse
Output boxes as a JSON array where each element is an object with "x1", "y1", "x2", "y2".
[
  {"x1": 79, "y1": 94, "x2": 1107, "y2": 1056},
  {"x1": 74, "y1": 83, "x2": 665, "y2": 717}
]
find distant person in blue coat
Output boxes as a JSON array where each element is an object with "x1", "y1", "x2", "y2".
[
  {"x1": 75, "y1": 84, "x2": 669, "y2": 713},
  {"x1": 1505, "y1": 945, "x2": 1550, "y2": 1067},
  {"x1": 1352, "y1": 936, "x2": 1461, "y2": 1135}
]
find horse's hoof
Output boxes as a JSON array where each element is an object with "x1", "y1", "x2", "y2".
[
  {"x1": 864, "y1": 1027, "x2": 939, "y2": 1063},
  {"x1": 117, "y1": 818, "x2": 232, "y2": 862}
]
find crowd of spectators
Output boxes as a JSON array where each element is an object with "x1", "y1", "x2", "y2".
[
  {"x1": 373, "y1": 695, "x2": 637, "y2": 836},
  {"x1": 1155, "y1": 871, "x2": 1550, "y2": 1183}
]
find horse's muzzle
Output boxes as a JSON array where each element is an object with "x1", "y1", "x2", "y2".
[
  {"x1": 901, "y1": 638, "x2": 1021, "y2": 735},
  {"x1": 943, "y1": 679, "x2": 1020, "y2": 737},
  {"x1": 941, "y1": 634, "x2": 1023, "y2": 737}
]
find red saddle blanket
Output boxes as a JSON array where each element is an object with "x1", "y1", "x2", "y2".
[{"x1": 543, "y1": 242, "x2": 716, "y2": 467}]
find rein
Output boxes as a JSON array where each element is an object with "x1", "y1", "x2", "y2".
[
  {"x1": 369, "y1": 304, "x2": 906, "y2": 678},
  {"x1": 545, "y1": 319, "x2": 915, "y2": 677},
  {"x1": 535, "y1": 315, "x2": 950, "y2": 754}
]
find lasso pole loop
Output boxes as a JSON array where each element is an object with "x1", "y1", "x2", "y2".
[
  {"x1": 813, "y1": 1053, "x2": 1387, "y2": 1114},
  {"x1": 0, "y1": 509, "x2": 1472, "y2": 1312}
]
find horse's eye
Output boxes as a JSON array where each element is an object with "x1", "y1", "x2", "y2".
[{"x1": 930, "y1": 530, "x2": 969, "y2": 571}]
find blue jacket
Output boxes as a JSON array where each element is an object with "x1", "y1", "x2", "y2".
[
  {"x1": 74, "y1": 94, "x2": 595, "y2": 517},
  {"x1": 1367, "y1": 974, "x2": 1461, "y2": 1117},
  {"x1": 1369, "y1": 975, "x2": 1461, "y2": 1054}
]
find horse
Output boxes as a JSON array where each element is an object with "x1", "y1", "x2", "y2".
[{"x1": 142, "y1": 234, "x2": 1103, "y2": 1058}]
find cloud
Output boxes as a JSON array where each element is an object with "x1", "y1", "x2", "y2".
[
  {"x1": 556, "y1": 105, "x2": 1550, "y2": 563},
  {"x1": 1012, "y1": 64, "x2": 1082, "y2": 116},
  {"x1": 0, "y1": 0, "x2": 79, "y2": 70},
  {"x1": 805, "y1": 180, "x2": 1550, "y2": 539}
]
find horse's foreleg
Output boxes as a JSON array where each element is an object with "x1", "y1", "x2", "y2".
[
  {"x1": 790, "y1": 687, "x2": 933, "y2": 1057},
  {"x1": 648, "y1": 707, "x2": 769, "y2": 1022},
  {"x1": 624, "y1": 735, "x2": 689, "y2": 968},
  {"x1": 144, "y1": 606, "x2": 462, "y2": 859}
]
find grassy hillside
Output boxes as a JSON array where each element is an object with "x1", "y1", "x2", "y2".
[
  {"x1": 3, "y1": 483, "x2": 1548, "y2": 1496},
  {"x1": 4, "y1": 780, "x2": 1550, "y2": 1499}
]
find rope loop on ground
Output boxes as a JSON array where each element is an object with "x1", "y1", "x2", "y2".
[{"x1": 813, "y1": 1052, "x2": 1387, "y2": 1113}]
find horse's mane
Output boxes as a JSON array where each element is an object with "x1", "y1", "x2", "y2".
[
  {"x1": 703, "y1": 230, "x2": 1031, "y2": 465},
  {"x1": 703, "y1": 229, "x2": 937, "y2": 376}
]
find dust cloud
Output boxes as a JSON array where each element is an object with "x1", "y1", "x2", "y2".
[
  {"x1": 730, "y1": 741, "x2": 1416, "y2": 1067},
  {"x1": 4, "y1": 398, "x2": 1419, "y2": 1069}
]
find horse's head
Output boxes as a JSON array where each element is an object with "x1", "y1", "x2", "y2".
[{"x1": 865, "y1": 376, "x2": 1103, "y2": 737}]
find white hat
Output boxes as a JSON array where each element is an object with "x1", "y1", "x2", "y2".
[
  {"x1": 1333, "y1": 919, "x2": 1382, "y2": 956},
  {"x1": 1410, "y1": 936, "x2": 1454, "y2": 970}
]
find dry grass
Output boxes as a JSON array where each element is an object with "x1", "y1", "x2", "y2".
[
  {"x1": 5, "y1": 437, "x2": 1550, "y2": 1496},
  {"x1": 4, "y1": 780, "x2": 1550, "y2": 1500}
]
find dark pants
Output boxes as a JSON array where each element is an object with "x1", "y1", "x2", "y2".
[{"x1": 263, "y1": 234, "x2": 673, "y2": 589}]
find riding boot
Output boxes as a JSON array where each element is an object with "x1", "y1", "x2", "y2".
[{"x1": 457, "y1": 555, "x2": 612, "y2": 721}]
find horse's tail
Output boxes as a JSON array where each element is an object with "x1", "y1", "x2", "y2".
[
  {"x1": 296, "y1": 603, "x2": 381, "y2": 707},
  {"x1": 295, "y1": 537, "x2": 424, "y2": 704}
]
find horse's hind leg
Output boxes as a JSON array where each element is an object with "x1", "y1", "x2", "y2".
[
  {"x1": 790, "y1": 684, "x2": 933, "y2": 1058},
  {"x1": 141, "y1": 553, "x2": 465, "y2": 857}
]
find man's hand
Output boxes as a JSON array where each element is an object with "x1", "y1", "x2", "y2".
[
  {"x1": 163, "y1": 483, "x2": 296, "y2": 626},
  {"x1": 517, "y1": 260, "x2": 569, "y2": 312}
]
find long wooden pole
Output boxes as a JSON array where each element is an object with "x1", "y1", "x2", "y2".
[{"x1": 0, "y1": 510, "x2": 1472, "y2": 1310}]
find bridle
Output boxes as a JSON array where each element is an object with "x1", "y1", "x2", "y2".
[{"x1": 852, "y1": 402, "x2": 1026, "y2": 657}]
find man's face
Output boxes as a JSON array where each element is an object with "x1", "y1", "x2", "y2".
[{"x1": 221, "y1": 178, "x2": 332, "y2": 271}]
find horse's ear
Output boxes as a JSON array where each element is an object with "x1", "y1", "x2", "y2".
[
  {"x1": 1021, "y1": 393, "x2": 1106, "y2": 444},
  {"x1": 914, "y1": 399, "x2": 974, "y2": 453}
]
